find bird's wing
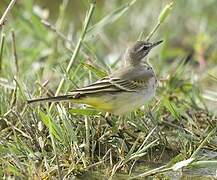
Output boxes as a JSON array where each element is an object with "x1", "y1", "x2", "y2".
[
  {"x1": 72, "y1": 77, "x2": 140, "y2": 94},
  {"x1": 71, "y1": 65, "x2": 154, "y2": 95}
]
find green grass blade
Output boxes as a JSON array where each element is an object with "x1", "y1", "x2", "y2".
[
  {"x1": 86, "y1": 0, "x2": 138, "y2": 39},
  {"x1": 162, "y1": 97, "x2": 180, "y2": 119},
  {"x1": 81, "y1": 62, "x2": 107, "y2": 78},
  {"x1": 39, "y1": 111, "x2": 61, "y2": 141}
]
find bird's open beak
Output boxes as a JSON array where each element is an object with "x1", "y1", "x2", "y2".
[{"x1": 150, "y1": 40, "x2": 163, "y2": 49}]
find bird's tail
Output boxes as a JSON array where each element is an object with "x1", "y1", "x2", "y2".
[{"x1": 27, "y1": 94, "x2": 76, "y2": 104}]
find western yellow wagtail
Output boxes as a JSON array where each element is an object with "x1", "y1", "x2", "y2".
[{"x1": 27, "y1": 40, "x2": 163, "y2": 115}]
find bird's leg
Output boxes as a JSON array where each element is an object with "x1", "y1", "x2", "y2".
[
  {"x1": 105, "y1": 112, "x2": 115, "y2": 127},
  {"x1": 104, "y1": 114, "x2": 139, "y2": 150},
  {"x1": 118, "y1": 115, "x2": 140, "y2": 140},
  {"x1": 103, "y1": 113, "x2": 126, "y2": 140},
  {"x1": 118, "y1": 116, "x2": 125, "y2": 130}
]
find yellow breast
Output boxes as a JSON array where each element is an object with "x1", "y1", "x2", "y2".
[{"x1": 75, "y1": 97, "x2": 114, "y2": 113}]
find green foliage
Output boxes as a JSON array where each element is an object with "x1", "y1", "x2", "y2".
[
  {"x1": 86, "y1": 0, "x2": 138, "y2": 40},
  {"x1": 0, "y1": 0, "x2": 217, "y2": 179},
  {"x1": 81, "y1": 62, "x2": 108, "y2": 78}
]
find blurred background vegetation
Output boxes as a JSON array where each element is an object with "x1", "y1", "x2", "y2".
[
  {"x1": 0, "y1": 0, "x2": 217, "y2": 179},
  {"x1": 1, "y1": 0, "x2": 217, "y2": 109}
]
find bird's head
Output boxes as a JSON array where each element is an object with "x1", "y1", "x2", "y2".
[{"x1": 125, "y1": 40, "x2": 163, "y2": 65}]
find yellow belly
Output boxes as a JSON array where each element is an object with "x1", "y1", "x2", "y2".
[
  {"x1": 73, "y1": 87, "x2": 155, "y2": 115},
  {"x1": 75, "y1": 97, "x2": 114, "y2": 113}
]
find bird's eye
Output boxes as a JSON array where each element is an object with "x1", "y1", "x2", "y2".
[
  {"x1": 137, "y1": 45, "x2": 148, "y2": 52},
  {"x1": 142, "y1": 45, "x2": 149, "y2": 50}
]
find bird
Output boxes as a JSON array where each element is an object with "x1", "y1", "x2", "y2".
[{"x1": 27, "y1": 40, "x2": 163, "y2": 115}]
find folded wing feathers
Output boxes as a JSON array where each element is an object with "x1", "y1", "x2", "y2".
[{"x1": 73, "y1": 77, "x2": 138, "y2": 94}]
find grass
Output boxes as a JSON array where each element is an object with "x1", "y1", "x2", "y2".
[{"x1": 0, "y1": 0, "x2": 217, "y2": 179}]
